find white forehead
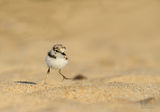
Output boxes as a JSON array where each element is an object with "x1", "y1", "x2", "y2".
[{"x1": 60, "y1": 48, "x2": 66, "y2": 52}]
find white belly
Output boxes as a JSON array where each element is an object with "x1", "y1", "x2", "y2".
[{"x1": 46, "y1": 56, "x2": 68, "y2": 69}]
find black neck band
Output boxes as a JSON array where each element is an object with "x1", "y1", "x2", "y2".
[{"x1": 48, "y1": 52, "x2": 56, "y2": 59}]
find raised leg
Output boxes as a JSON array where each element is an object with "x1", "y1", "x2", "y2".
[{"x1": 58, "y1": 69, "x2": 72, "y2": 80}]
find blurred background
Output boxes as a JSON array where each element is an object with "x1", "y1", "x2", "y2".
[
  {"x1": 1, "y1": 0, "x2": 160, "y2": 111},
  {"x1": 0, "y1": 0, "x2": 160, "y2": 82}
]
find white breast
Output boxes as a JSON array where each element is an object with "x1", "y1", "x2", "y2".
[{"x1": 46, "y1": 56, "x2": 68, "y2": 69}]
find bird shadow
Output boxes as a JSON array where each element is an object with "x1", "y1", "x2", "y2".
[
  {"x1": 15, "y1": 81, "x2": 37, "y2": 85},
  {"x1": 72, "y1": 74, "x2": 87, "y2": 80}
]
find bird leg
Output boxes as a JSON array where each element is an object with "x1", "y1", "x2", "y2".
[
  {"x1": 47, "y1": 67, "x2": 50, "y2": 74},
  {"x1": 43, "y1": 67, "x2": 50, "y2": 84},
  {"x1": 58, "y1": 69, "x2": 72, "y2": 80}
]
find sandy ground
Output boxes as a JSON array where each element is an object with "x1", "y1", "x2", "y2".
[{"x1": 0, "y1": 0, "x2": 160, "y2": 112}]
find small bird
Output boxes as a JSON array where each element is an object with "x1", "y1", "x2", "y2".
[{"x1": 45, "y1": 44, "x2": 71, "y2": 83}]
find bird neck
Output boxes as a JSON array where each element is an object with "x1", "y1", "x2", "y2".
[{"x1": 50, "y1": 49, "x2": 56, "y2": 55}]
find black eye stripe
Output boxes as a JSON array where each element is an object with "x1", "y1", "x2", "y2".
[
  {"x1": 62, "y1": 52, "x2": 66, "y2": 55},
  {"x1": 54, "y1": 50, "x2": 66, "y2": 56}
]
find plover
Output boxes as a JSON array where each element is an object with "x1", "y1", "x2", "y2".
[{"x1": 45, "y1": 44, "x2": 71, "y2": 82}]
